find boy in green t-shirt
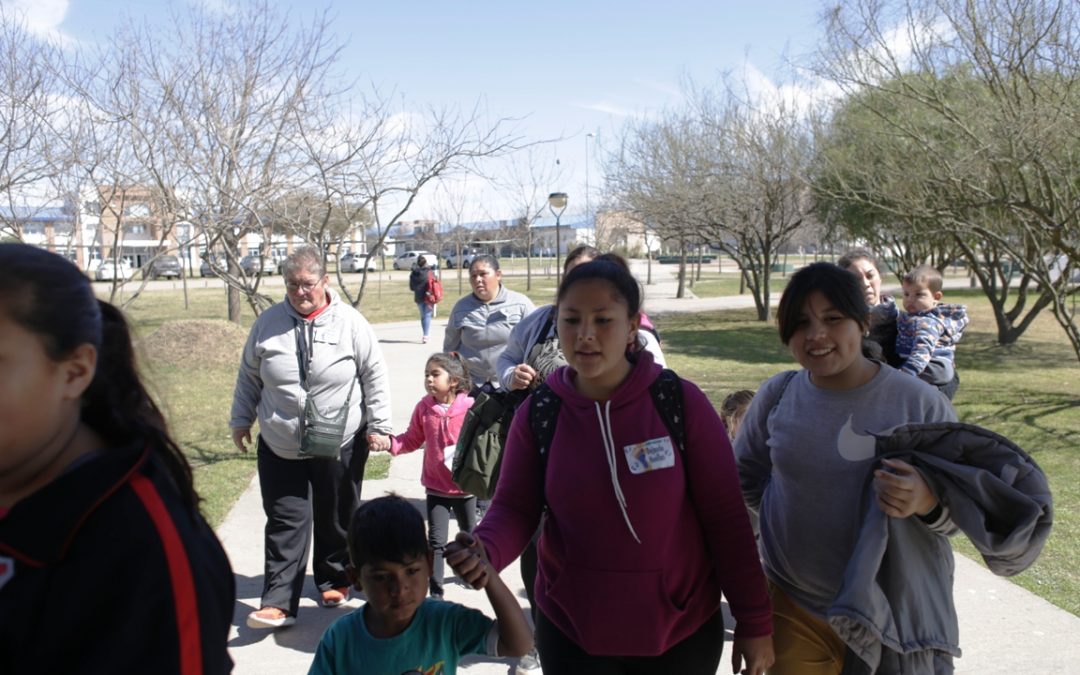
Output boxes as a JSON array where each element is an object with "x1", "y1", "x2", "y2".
[{"x1": 308, "y1": 495, "x2": 532, "y2": 675}]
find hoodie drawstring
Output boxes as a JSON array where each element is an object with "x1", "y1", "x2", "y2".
[{"x1": 595, "y1": 400, "x2": 641, "y2": 544}]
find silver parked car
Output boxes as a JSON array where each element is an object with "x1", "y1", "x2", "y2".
[
  {"x1": 92, "y1": 258, "x2": 135, "y2": 281},
  {"x1": 142, "y1": 254, "x2": 182, "y2": 280},
  {"x1": 240, "y1": 254, "x2": 277, "y2": 276}
]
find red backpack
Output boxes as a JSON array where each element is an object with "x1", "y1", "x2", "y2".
[{"x1": 425, "y1": 270, "x2": 444, "y2": 305}]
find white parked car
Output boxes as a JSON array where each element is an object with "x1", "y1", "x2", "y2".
[
  {"x1": 339, "y1": 252, "x2": 377, "y2": 272},
  {"x1": 392, "y1": 250, "x2": 438, "y2": 270},
  {"x1": 93, "y1": 259, "x2": 135, "y2": 281}
]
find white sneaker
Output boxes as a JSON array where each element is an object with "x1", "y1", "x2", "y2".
[{"x1": 516, "y1": 649, "x2": 540, "y2": 673}]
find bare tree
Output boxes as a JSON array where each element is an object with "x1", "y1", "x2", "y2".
[
  {"x1": 326, "y1": 101, "x2": 522, "y2": 308},
  {"x1": 0, "y1": 11, "x2": 63, "y2": 241},
  {"x1": 431, "y1": 178, "x2": 474, "y2": 295},
  {"x1": 607, "y1": 79, "x2": 813, "y2": 318},
  {"x1": 113, "y1": 1, "x2": 343, "y2": 320},
  {"x1": 495, "y1": 145, "x2": 564, "y2": 290}
]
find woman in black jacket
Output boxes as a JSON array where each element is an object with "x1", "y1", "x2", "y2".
[{"x1": 0, "y1": 244, "x2": 234, "y2": 674}]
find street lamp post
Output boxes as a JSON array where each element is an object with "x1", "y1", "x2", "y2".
[
  {"x1": 585, "y1": 132, "x2": 595, "y2": 229},
  {"x1": 548, "y1": 192, "x2": 568, "y2": 281}
]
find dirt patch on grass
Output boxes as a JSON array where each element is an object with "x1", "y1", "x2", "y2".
[{"x1": 139, "y1": 319, "x2": 249, "y2": 369}]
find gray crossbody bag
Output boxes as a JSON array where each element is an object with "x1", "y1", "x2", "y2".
[{"x1": 295, "y1": 319, "x2": 354, "y2": 459}]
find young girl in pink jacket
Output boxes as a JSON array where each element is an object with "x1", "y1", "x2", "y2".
[{"x1": 384, "y1": 352, "x2": 475, "y2": 598}]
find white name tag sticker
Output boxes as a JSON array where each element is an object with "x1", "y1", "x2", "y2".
[
  {"x1": 315, "y1": 326, "x2": 341, "y2": 344},
  {"x1": 623, "y1": 436, "x2": 676, "y2": 475}
]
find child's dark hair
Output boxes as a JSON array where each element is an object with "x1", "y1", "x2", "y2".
[
  {"x1": 903, "y1": 264, "x2": 943, "y2": 293},
  {"x1": 776, "y1": 262, "x2": 869, "y2": 345},
  {"x1": 427, "y1": 352, "x2": 471, "y2": 394},
  {"x1": 720, "y1": 390, "x2": 755, "y2": 430},
  {"x1": 557, "y1": 252, "x2": 642, "y2": 318},
  {"x1": 0, "y1": 244, "x2": 198, "y2": 510},
  {"x1": 348, "y1": 494, "x2": 428, "y2": 568}
]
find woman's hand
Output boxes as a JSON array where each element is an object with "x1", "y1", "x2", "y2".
[
  {"x1": 232, "y1": 427, "x2": 251, "y2": 453},
  {"x1": 874, "y1": 458, "x2": 938, "y2": 518},
  {"x1": 366, "y1": 433, "x2": 391, "y2": 452},
  {"x1": 510, "y1": 364, "x2": 538, "y2": 391},
  {"x1": 444, "y1": 532, "x2": 491, "y2": 589},
  {"x1": 731, "y1": 635, "x2": 774, "y2": 675}
]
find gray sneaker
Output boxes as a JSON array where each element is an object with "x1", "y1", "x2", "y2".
[{"x1": 515, "y1": 649, "x2": 540, "y2": 674}]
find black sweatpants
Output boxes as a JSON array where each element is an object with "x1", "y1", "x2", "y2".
[
  {"x1": 256, "y1": 434, "x2": 368, "y2": 615},
  {"x1": 426, "y1": 493, "x2": 476, "y2": 594},
  {"x1": 536, "y1": 608, "x2": 725, "y2": 675}
]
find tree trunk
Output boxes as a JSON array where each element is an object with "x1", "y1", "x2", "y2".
[{"x1": 676, "y1": 243, "x2": 687, "y2": 299}]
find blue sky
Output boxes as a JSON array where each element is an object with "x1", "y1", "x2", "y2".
[{"x1": 5, "y1": 0, "x2": 827, "y2": 220}]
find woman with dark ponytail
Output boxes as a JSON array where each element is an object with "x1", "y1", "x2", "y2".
[{"x1": 0, "y1": 244, "x2": 234, "y2": 674}]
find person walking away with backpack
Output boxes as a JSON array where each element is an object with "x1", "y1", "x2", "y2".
[
  {"x1": 446, "y1": 254, "x2": 774, "y2": 675},
  {"x1": 409, "y1": 255, "x2": 436, "y2": 344},
  {"x1": 372, "y1": 352, "x2": 476, "y2": 599}
]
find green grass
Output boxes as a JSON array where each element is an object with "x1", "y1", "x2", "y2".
[{"x1": 657, "y1": 292, "x2": 1079, "y2": 616}]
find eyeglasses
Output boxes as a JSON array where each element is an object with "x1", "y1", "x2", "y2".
[{"x1": 285, "y1": 280, "x2": 321, "y2": 293}]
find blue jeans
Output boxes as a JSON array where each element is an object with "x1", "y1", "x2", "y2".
[{"x1": 417, "y1": 302, "x2": 433, "y2": 337}]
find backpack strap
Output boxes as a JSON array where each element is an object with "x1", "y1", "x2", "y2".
[
  {"x1": 529, "y1": 382, "x2": 562, "y2": 508},
  {"x1": 529, "y1": 382, "x2": 562, "y2": 461},
  {"x1": 768, "y1": 370, "x2": 799, "y2": 420},
  {"x1": 648, "y1": 368, "x2": 685, "y2": 455},
  {"x1": 530, "y1": 370, "x2": 688, "y2": 510}
]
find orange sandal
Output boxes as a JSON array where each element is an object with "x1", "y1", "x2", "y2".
[
  {"x1": 321, "y1": 587, "x2": 350, "y2": 608},
  {"x1": 246, "y1": 607, "x2": 296, "y2": 629}
]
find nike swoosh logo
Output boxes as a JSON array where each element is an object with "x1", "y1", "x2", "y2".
[{"x1": 837, "y1": 414, "x2": 877, "y2": 462}]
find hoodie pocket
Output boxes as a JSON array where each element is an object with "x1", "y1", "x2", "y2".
[{"x1": 545, "y1": 566, "x2": 683, "y2": 655}]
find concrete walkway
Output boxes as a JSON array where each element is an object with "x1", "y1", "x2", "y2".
[{"x1": 217, "y1": 260, "x2": 1079, "y2": 674}]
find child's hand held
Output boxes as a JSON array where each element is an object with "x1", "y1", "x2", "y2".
[{"x1": 445, "y1": 532, "x2": 490, "y2": 589}]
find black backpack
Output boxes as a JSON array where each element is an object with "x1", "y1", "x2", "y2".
[{"x1": 529, "y1": 368, "x2": 686, "y2": 500}]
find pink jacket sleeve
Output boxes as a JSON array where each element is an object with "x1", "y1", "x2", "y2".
[{"x1": 389, "y1": 399, "x2": 427, "y2": 456}]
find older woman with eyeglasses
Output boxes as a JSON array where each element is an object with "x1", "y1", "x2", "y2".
[{"x1": 230, "y1": 245, "x2": 393, "y2": 630}]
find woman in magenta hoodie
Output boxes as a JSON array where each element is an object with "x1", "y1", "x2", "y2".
[
  {"x1": 447, "y1": 255, "x2": 774, "y2": 675},
  {"x1": 384, "y1": 352, "x2": 475, "y2": 598}
]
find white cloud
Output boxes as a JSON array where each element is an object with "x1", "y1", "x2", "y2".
[
  {"x1": 571, "y1": 101, "x2": 637, "y2": 117},
  {"x1": 189, "y1": 0, "x2": 238, "y2": 17},
  {"x1": 2, "y1": 0, "x2": 71, "y2": 41}
]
